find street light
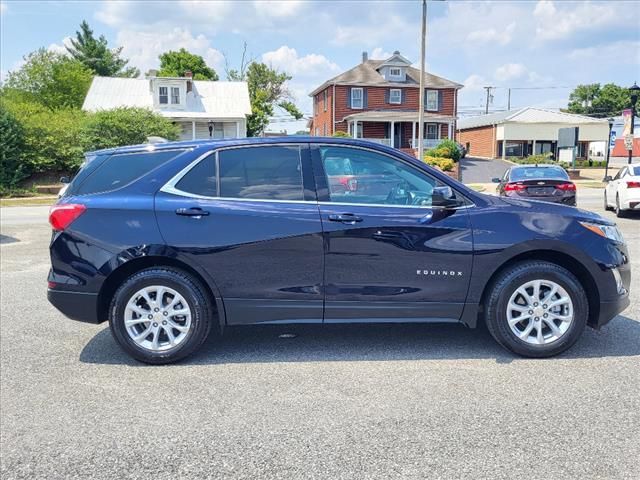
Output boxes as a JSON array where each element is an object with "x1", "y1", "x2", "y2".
[
  {"x1": 604, "y1": 117, "x2": 615, "y2": 180},
  {"x1": 628, "y1": 82, "x2": 639, "y2": 164}
]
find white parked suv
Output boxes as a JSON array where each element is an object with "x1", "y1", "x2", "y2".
[{"x1": 604, "y1": 164, "x2": 640, "y2": 217}]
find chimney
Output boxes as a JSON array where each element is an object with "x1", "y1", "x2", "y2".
[
  {"x1": 362, "y1": 51, "x2": 368, "y2": 63},
  {"x1": 184, "y1": 70, "x2": 193, "y2": 93},
  {"x1": 147, "y1": 69, "x2": 158, "y2": 78}
]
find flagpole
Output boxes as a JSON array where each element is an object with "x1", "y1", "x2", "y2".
[{"x1": 417, "y1": 0, "x2": 427, "y2": 160}]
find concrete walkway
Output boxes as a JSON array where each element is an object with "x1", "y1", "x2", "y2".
[{"x1": 460, "y1": 157, "x2": 513, "y2": 183}]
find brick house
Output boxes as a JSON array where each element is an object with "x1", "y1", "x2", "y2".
[
  {"x1": 308, "y1": 51, "x2": 463, "y2": 153},
  {"x1": 457, "y1": 108, "x2": 609, "y2": 160}
]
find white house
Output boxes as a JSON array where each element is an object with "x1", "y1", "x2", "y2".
[{"x1": 82, "y1": 72, "x2": 252, "y2": 140}]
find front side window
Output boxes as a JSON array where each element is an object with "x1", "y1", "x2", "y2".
[
  {"x1": 159, "y1": 86, "x2": 168, "y2": 104},
  {"x1": 425, "y1": 124, "x2": 438, "y2": 140},
  {"x1": 171, "y1": 87, "x2": 180, "y2": 104},
  {"x1": 426, "y1": 90, "x2": 438, "y2": 111},
  {"x1": 389, "y1": 89, "x2": 401, "y2": 104},
  {"x1": 219, "y1": 146, "x2": 304, "y2": 201},
  {"x1": 351, "y1": 88, "x2": 363, "y2": 109},
  {"x1": 320, "y1": 146, "x2": 449, "y2": 207},
  {"x1": 175, "y1": 154, "x2": 217, "y2": 197},
  {"x1": 76, "y1": 149, "x2": 186, "y2": 195}
]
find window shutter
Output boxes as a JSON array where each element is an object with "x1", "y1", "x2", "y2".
[
  {"x1": 385, "y1": 89, "x2": 389, "y2": 104},
  {"x1": 363, "y1": 89, "x2": 368, "y2": 108},
  {"x1": 347, "y1": 87, "x2": 351, "y2": 108},
  {"x1": 438, "y1": 90, "x2": 443, "y2": 112},
  {"x1": 401, "y1": 90, "x2": 405, "y2": 104}
]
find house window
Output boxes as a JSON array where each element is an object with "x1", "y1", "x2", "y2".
[
  {"x1": 425, "y1": 124, "x2": 438, "y2": 140},
  {"x1": 389, "y1": 89, "x2": 401, "y2": 104},
  {"x1": 159, "y1": 86, "x2": 168, "y2": 104},
  {"x1": 323, "y1": 90, "x2": 327, "y2": 112},
  {"x1": 349, "y1": 122, "x2": 363, "y2": 138},
  {"x1": 426, "y1": 90, "x2": 438, "y2": 111},
  {"x1": 389, "y1": 67, "x2": 401, "y2": 78},
  {"x1": 171, "y1": 87, "x2": 180, "y2": 105},
  {"x1": 351, "y1": 88, "x2": 363, "y2": 109}
]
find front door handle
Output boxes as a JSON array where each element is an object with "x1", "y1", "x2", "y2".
[
  {"x1": 328, "y1": 213, "x2": 363, "y2": 224},
  {"x1": 175, "y1": 207, "x2": 210, "y2": 218}
]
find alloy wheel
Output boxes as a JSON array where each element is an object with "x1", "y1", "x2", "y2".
[
  {"x1": 124, "y1": 285, "x2": 192, "y2": 352},
  {"x1": 506, "y1": 279, "x2": 574, "y2": 345}
]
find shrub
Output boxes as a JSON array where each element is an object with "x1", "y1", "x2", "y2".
[
  {"x1": 423, "y1": 155, "x2": 454, "y2": 172},
  {"x1": 425, "y1": 139, "x2": 460, "y2": 162},
  {"x1": 513, "y1": 153, "x2": 555, "y2": 165},
  {"x1": 82, "y1": 107, "x2": 181, "y2": 151},
  {"x1": 0, "y1": 104, "x2": 29, "y2": 189},
  {"x1": 332, "y1": 131, "x2": 351, "y2": 138}
]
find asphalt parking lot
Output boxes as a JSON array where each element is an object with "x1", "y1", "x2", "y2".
[{"x1": 1, "y1": 188, "x2": 638, "y2": 480}]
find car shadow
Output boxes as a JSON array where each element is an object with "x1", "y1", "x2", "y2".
[{"x1": 79, "y1": 315, "x2": 640, "y2": 366}]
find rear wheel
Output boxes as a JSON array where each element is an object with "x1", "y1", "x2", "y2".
[
  {"x1": 604, "y1": 191, "x2": 612, "y2": 211},
  {"x1": 615, "y1": 194, "x2": 626, "y2": 218},
  {"x1": 484, "y1": 261, "x2": 587, "y2": 358},
  {"x1": 109, "y1": 267, "x2": 213, "y2": 364}
]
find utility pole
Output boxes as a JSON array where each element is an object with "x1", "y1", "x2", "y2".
[
  {"x1": 507, "y1": 88, "x2": 511, "y2": 111},
  {"x1": 484, "y1": 86, "x2": 493, "y2": 114},
  {"x1": 417, "y1": 0, "x2": 427, "y2": 160}
]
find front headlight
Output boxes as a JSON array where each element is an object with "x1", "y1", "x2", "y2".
[{"x1": 579, "y1": 221, "x2": 625, "y2": 243}]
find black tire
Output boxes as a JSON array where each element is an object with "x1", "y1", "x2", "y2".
[
  {"x1": 615, "y1": 194, "x2": 626, "y2": 218},
  {"x1": 109, "y1": 267, "x2": 214, "y2": 364},
  {"x1": 484, "y1": 261, "x2": 588, "y2": 358},
  {"x1": 604, "y1": 192, "x2": 612, "y2": 211}
]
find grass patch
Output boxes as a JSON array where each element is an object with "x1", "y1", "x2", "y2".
[
  {"x1": 466, "y1": 184, "x2": 487, "y2": 192},
  {"x1": 0, "y1": 196, "x2": 56, "y2": 207}
]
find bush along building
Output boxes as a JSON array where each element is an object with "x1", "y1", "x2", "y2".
[{"x1": 308, "y1": 51, "x2": 463, "y2": 155}]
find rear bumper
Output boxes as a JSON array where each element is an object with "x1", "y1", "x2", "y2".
[{"x1": 47, "y1": 289, "x2": 103, "y2": 324}]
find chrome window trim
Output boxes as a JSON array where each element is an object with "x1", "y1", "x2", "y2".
[{"x1": 160, "y1": 142, "x2": 476, "y2": 210}]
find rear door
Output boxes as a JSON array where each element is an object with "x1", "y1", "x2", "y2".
[
  {"x1": 313, "y1": 144, "x2": 473, "y2": 323},
  {"x1": 155, "y1": 144, "x2": 324, "y2": 325}
]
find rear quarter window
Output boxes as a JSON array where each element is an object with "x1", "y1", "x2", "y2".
[{"x1": 74, "y1": 149, "x2": 186, "y2": 195}]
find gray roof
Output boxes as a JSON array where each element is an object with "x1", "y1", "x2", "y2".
[
  {"x1": 458, "y1": 107, "x2": 608, "y2": 130},
  {"x1": 83, "y1": 76, "x2": 251, "y2": 119},
  {"x1": 309, "y1": 60, "x2": 463, "y2": 96}
]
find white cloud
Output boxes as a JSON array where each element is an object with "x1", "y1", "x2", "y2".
[
  {"x1": 466, "y1": 22, "x2": 516, "y2": 46},
  {"x1": 370, "y1": 48, "x2": 392, "y2": 60},
  {"x1": 494, "y1": 63, "x2": 528, "y2": 81},
  {"x1": 47, "y1": 37, "x2": 73, "y2": 56},
  {"x1": 463, "y1": 74, "x2": 486, "y2": 91},
  {"x1": 116, "y1": 27, "x2": 224, "y2": 75},
  {"x1": 253, "y1": 0, "x2": 303, "y2": 18},
  {"x1": 262, "y1": 46, "x2": 340, "y2": 77}
]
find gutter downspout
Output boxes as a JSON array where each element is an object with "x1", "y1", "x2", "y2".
[{"x1": 332, "y1": 83, "x2": 336, "y2": 135}]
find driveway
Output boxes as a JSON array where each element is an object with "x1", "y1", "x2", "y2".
[
  {"x1": 1, "y1": 200, "x2": 639, "y2": 479},
  {"x1": 460, "y1": 156, "x2": 512, "y2": 183}
]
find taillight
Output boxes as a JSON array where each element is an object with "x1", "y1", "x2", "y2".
[
  {"x1": 504, "y1": 182, "x2": 526, "y2": 192},
  {"x1": 556, "y1": 182, "x2": 576, "y2": 191},
  {"x1": 49, "y1": 204, "x2": 86, "y2": 231},
  {"x1": 626, "y1": 181, "x2": 640, "y2": 188}
]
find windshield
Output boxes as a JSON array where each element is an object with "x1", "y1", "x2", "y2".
[{"x1": 510, "y1": 166, "x2": 569, "y2": 181}]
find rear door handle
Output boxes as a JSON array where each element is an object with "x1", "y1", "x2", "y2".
[
  {"x1": 175, "y1": 207, "x2": 210, "y2": 218},
  {"x1": 328, "y1": 213, "x2": 363, "y2": 224}
]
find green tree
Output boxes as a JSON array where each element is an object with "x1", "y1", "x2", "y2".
[
  {"x1": 82, "y1": 107, "x2": 180, "y2": 151},
  {"x1": 0, "y1": 103, "x2": 28, "y2": 189},
  {"x1": 158, "y1": 48, "x2": 218, "y2": 80},
  {"x1": 228, "y1": 61, "x2": 302, "y2": 137},
  {"x1": 4, "y1": 49, "x2": 93, "y2": 109},
  {"x1": 567, "y1": 83, "x2": 631, "y2": 117},
  {"x1": 66, "y1": 20, "x2": 139, "y2": 77}
]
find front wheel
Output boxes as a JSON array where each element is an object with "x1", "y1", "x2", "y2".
[
  {"x1": 484, "y1": 261, "x2": 588, "y2": 358},
  {"x1": 109, "y1": 267, "x2": 214, "y2": 364}
]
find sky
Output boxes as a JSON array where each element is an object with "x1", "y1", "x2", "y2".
[{"x1": 1, "y1": 0, "x2": 639, "y2": 133}]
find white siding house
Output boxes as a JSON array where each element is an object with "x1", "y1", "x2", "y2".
[{"x1": 82, "y1": 73, "x2": 252, "y2": 140}]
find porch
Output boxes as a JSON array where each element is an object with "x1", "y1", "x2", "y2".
[
  {"x1": 344, "y1": 111, "x2": 456, "y2": 150},
  {"x1": 174, "y1": 118, "x2": 245, "y2": 141}
]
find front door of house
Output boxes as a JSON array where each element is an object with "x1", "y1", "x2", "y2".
[{"x1": 394, "y1": 123, "x2": 403, "y2": 149}]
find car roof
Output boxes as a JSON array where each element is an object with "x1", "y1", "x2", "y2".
[
  {"x1": 85, "y1": 136, "x2": 382, "y2": 156},
  {"x1": 510, "y1": 164, "x2": 563, "y2": 169}
]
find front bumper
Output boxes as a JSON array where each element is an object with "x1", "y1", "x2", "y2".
[
  {"x1": 47, "y1": 289, "x2": 102, "y2": 324},
  {"x1": 595, "y1": 295, "x2": 631, "y2": 328}
]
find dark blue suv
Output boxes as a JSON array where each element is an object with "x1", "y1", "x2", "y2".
[{"x1": 48, "y1": 138, "x2": 631, "y2": 364}]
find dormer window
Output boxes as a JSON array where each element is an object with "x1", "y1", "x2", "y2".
[
  {"x1": 389, "y1": 68, "x2": 401, "y2": 78},
  {"x1": 159, "y1": 86, "x2": 168, "y2": 104},
  {"x1": 171, "y1": 87, "x2": 180, "y2": 105}
]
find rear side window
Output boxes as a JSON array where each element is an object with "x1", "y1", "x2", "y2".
[
  {"x1": 76, "y1": 149, "x2": 186, "y2": 195},
  {"x1": 175, "y1": 154, "x2": 217, "y2": 197},
  {"x1": 219, "y1": 146, "x2": 303, "y2": 201}
]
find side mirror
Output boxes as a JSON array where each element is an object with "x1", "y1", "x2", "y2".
[
  {"x1": 491, "y1": 177, "x2": 501, "y2": 183},
  {"x1": 603, "y1": 176, "x2": 612, "y2": 182},
  {"x1": 432, "y1": 186, "x2": 462, "y2": 209},
  {"x1": 59, "y1": 176, "x2": 70, "y2": 184}
]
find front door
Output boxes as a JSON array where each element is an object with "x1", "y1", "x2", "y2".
[
  {"x1": 313, "y1": 144, "x2": 473, "y2": 323},
  {"x1": 155, "y1": 144, "x2": 324, "y2": 325}
]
